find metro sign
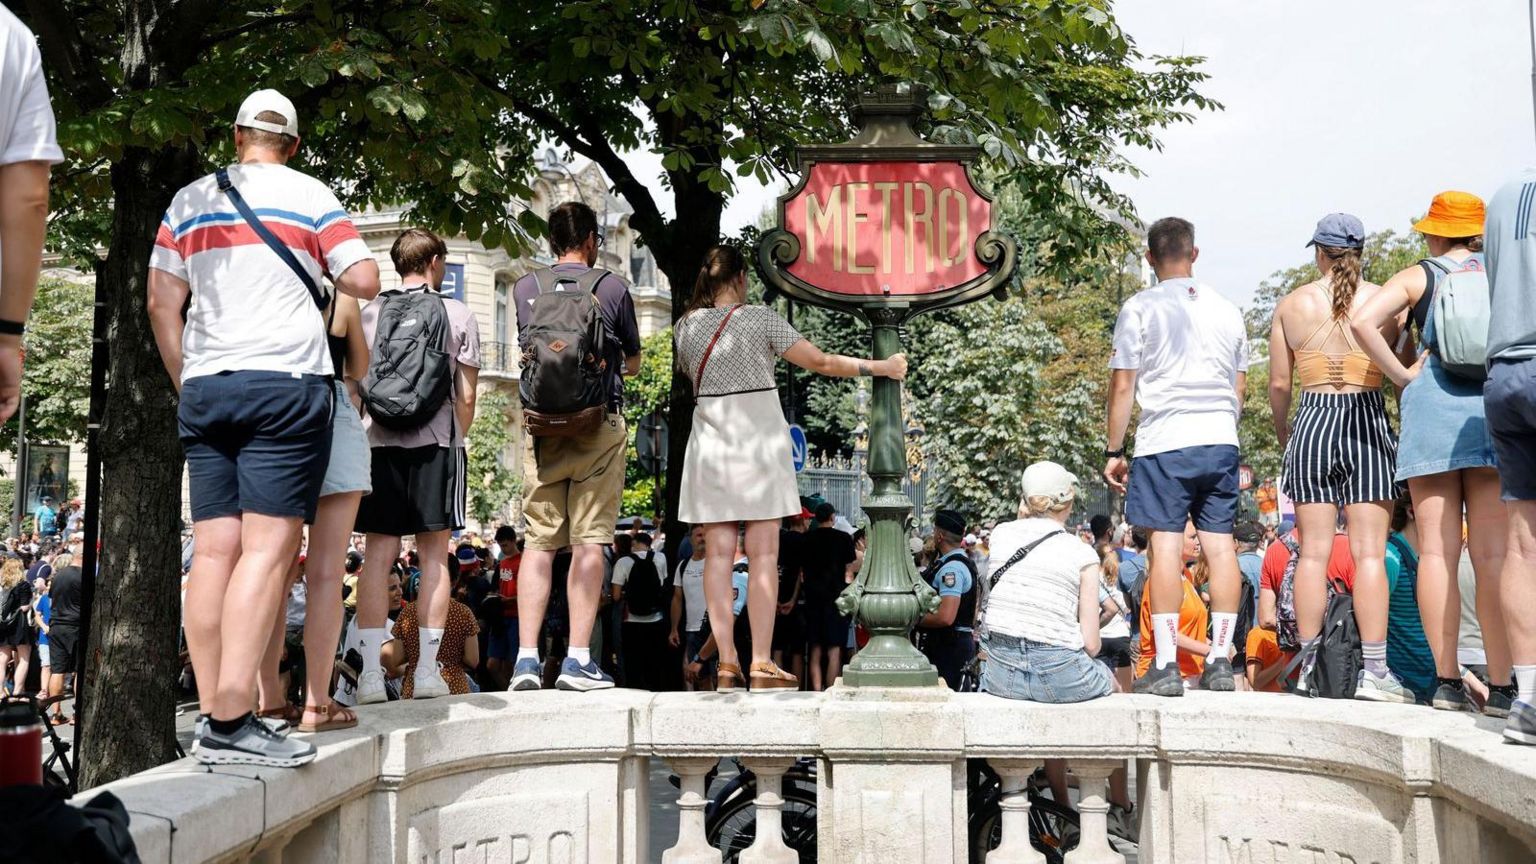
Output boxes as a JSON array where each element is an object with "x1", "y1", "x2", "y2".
[
  {"x1": 758, "y1": 87, "x2": 1016, "y2": 315},
  {"x1": 783, "y1": 161, "x2": 990, "y2": 297}
]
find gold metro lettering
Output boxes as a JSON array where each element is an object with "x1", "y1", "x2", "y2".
[{"x1": 803, "y1": 181, "x2": 970, "y2": 275}]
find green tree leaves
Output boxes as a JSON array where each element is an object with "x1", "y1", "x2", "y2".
[{"x1": 466, "y1": 390, "x2": 522, "y2": 527}]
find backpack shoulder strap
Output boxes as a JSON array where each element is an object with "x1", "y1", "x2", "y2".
[
  {"x1": 215, "y1": 168, "x2": 328, "y2": 311},
  {"x1": 575, "y1": 267, "x2": 610, "y2": 294}
]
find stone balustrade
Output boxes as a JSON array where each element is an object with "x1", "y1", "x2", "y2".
[{"x1": 74, "y1": 688, "x2": 1536, "y2": 863}]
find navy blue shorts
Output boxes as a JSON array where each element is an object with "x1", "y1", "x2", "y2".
[
  {"x1": 1485, "y1": 358, "x2": 1536, "y2": 501},
  {"x1": 1125, "y1": 444, "x2": 1240, "y2": 534},
  {"x1": 178, "y1": 371, "x2": 333, "y2": 523}
]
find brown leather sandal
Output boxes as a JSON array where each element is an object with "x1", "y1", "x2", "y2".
[
  {"x1": 749, "y1": 661, "x2": 799, "y2": 691},
  {"x1": 717, "y1": 662, "x2": 745, "y2": 692},
  {"x1": 258, "y1": 703, "x2": 302, "y2": 725},
  {"x1": 296, "y1": 702, "x2": 358, "y2": 734}
]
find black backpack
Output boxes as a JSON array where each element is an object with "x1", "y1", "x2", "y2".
[
  {"x1": 519, "y1": 268, "x2": 609, "y2": 437},
  {"x1": 1305, "y1": 577, "x2": 1360, "y2": 699},
  {"x1": 623, "y1": 551, "x2": 665, "y2": 618},
  {"x1": 1, "y1": 581, "x2": 30, "y2": 629},
  {"x1": 361, "y1": 289, "x2": 453, "y2": 430}
]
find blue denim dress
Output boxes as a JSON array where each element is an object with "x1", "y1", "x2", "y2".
[{"x1": 1396, "y1": 354, "x2": 1497, "y2": 482}]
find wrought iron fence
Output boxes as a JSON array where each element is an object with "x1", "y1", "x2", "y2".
[{"x1": 796, "y1": 453, "x2": 932, "y2": 529}]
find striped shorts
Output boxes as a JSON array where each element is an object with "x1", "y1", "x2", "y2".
[{"x1": 1282, "y1": 390, "x2": 1399, "y2": 505}]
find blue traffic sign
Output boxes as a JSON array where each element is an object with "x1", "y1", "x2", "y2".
[{"x1": 789, "y1": 424, "x2": 808, "y2": 473}]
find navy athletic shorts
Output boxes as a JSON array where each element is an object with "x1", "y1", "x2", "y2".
[{"x1": 1124, "y1": 444, "x2": 1240, "y2": 534}]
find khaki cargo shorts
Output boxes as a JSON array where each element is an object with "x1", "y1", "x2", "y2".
[{"x1": 523, "y1": 413, "x2": 627, "y2": 551}]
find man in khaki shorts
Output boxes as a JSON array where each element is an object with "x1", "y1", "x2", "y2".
[{"x1": 510, "y1": 201, "x2": 641, "y2": 691}]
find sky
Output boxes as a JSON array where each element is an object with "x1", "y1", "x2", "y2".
[{"x1": 619, "y1": 0, "x2": 1536, "y2": 309}]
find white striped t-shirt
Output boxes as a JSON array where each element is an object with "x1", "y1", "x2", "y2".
[
  {"x1": 151, "y1": 163, "x2": 372, "y2": 382},
  {"x1": 982, "y1": 518, "x2": 1099, "y2": 650}
]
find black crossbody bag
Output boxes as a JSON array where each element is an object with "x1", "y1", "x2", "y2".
[{"x1": 216, "y1": 167, "x2": 330, "y2": 312}]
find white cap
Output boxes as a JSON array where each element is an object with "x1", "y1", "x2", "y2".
[
  {"x1": 235, "y1": 89, "x2": 298, "y2": 137},
  {"x1": 1021, "y1": 461, "x2": 1079, "y2": 505}
]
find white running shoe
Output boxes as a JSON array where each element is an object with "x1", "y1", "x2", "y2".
[
  {"x1": 356, "y1": 668, "x2": 388, "y2": 705},
  {"x1": 1355, "y1": 668, "x2": 1414, "y2": 704},
  {"x1": 412, "y1": 665, "x2": 450, "y2": 699}
]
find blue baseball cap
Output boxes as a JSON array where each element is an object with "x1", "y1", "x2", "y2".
[{"x1": 1306, "y1": 213, "x2": 1365, "y2": 249}]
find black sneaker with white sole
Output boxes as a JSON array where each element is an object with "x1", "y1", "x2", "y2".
[
  {"x1": 196, "y1": 714, "x2": 317, "y2": 768},
  {"x1": 1133, "y1": 661, "x2": 1183, "y2": 697},
  {"x1": 1485, "y1": 684, "x2": 1517, "y2": 719},
  {"x1": 1200, "y1": 657, "x2": 1235, "y2": 692}
]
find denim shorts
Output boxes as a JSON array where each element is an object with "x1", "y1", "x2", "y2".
[
  {"x1": 1396, "y1": 354, "x2": 1497, "y2": 481},
  {"x1": 179, "y1": 371, "x2": 334, "y2": 522},
  {"x1": 1124, "y1": 444, "x2": 1240, "y2": 534},
  {"x1": 1485, "y1": 357, "x2": 1536, "y2": 500},
  {"x1": 980, "y1": 632, "x2": 1113, "y2": 704},
  {"x1": 320, "y1": 380, "x2": 372, "y2": 498}
]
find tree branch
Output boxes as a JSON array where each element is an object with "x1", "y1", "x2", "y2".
[
  {"x1": 196, "y1": 11, "x2": 312, "y2": 52},
  {"x1": 23, "y1": 0, "x2": 112, "y2": 109}
]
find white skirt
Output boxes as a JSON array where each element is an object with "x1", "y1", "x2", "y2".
[{"x1": 678, "y1": 389, "x2": 800, "y2": 524}]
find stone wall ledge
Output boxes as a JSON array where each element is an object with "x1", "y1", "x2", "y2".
[{"x1": 71, "y1": 689, "x2": 1536, "y2": 864}]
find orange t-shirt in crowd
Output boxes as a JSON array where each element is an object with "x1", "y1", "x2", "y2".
[
  {"x1": 1135, "y1": 571, "x2": 1209, "y2": 679},
  {"x1": 1244, "y1": 627, "x2": 1295, "y2": 692},
  {"x1": 1257, "y1": 485, "x2": 1278, "y2": 515},
  {"x1": 1260, "y1": 532, "x2": 1355, "y2": 594}
]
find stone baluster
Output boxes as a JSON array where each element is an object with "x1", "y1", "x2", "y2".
[
  {"x1": 663, "y1": 758, "x2": 723, "y2": 864},
  {"x1": 739, "y1": 758, "x2": 799, "y2": 864},
  {"x1": 1064, "y1": 761, "x2": 1126, "y2": 864},
  {"x1": 983, "y1": 759, "x2": 1046, "y2": 864}
]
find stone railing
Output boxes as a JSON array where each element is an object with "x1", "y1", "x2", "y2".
[{"x1": 75, "y1": 689, "x2": 1536, "y2": 863}]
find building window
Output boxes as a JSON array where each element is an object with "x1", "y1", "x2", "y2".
[{"x1": 494, "y1": 275, "x2": 511, "y2": 344}]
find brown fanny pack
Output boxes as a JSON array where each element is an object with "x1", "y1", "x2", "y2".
[{"x1": 524, "y1": 405, "x2": 606, "y2": 438}]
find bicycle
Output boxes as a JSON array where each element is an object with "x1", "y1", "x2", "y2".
[{"x1": 703, "y1": 757, "x2": 818, "y2": 862}]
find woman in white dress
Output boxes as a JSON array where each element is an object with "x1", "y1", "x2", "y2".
[{"x1": 676, "y1": 245, "x2": 906, "y2": 691}]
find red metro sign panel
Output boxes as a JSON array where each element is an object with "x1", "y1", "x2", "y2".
[{"x1": 782, "y1": 161, "x2": 991, "y2": 297}]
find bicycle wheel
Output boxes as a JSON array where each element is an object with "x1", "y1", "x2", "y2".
[
  {"x1": 1028, "y1": 795, "x2": 1080, "y2": 864},
  {"x1": 706, "y1": 786, "x2": 818, "y2": 863}
]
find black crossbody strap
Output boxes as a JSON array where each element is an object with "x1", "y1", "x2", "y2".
[
  {"x1": 987, "y1": 529, "x2": 1066, "y2": 591},
  {"x1": 216, "y1": 168, "x2": 328, "y2": 311}
]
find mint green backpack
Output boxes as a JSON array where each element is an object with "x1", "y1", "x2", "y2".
[{"x1": 1423, "y1": 255, "x2": 1491, "y2": 381}]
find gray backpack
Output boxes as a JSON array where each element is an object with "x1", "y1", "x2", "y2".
[
  {"x1": 1423, "y1": 255, "x2": 1491, "y2": 381},
  {"x1": 362, "y1": 289, "x2": 453, "y2": 430},
  {"x1": 519, "y1": 268, "x2": 609, "y2": 437}
]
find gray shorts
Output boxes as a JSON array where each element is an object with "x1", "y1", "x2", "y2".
[
  {"x1": 320, "y1": 380, "x2": 372, "y2": 498},
  {"x1": 1485, "y1": 357, "x2": 1536, "y2": 500}
]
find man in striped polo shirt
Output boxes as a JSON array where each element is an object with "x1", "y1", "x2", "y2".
[{"x1": 147, "y1": 89, "x2": 380, "y2": 767}]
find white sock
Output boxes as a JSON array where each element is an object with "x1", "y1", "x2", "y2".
[
  {"x1": 359, "y1": 628, "x2": 386, "y2": 675},
  {"x1": 1514, "y1": 664, "x2": 1536, "y2": 704},
  {"x1": 568, "y1": 646, "x2": 591, "y2": 666},
  {"x1": 1209, "y1": 613, "x2": 1237, "y2": 657},
  {"x1": 516, "y1": 647, "x2": 539, "y2": 664},
  {"x1": 417, "y1": 627, "x2": 444, "y2": 677},
  {"x1": 1152, "y1": 613, "x2": 1179, "y2": 670}
]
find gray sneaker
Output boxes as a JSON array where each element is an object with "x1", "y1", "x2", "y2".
[
  {"x1": 196, "y1": 715, "x2": 316, "y2": 768},
  {"x1": 1133, "y1": 662, "x2": 1183, "y2": 697},
  {"x1": 1485, "y1": 685, "x2": 1517, "y2": 719},
  {"x1": 1431, "y1": 679, "x2": 1470, "y2": 712},
  {"x1": 1503, "y1": 700, "x2": 1536, "y2": 745},
  {"x1": 1200, "y1": 657, "x2": 1235, "y2": 692},
  {"x1": 193, "y1": 714, "x2": 287, "y2": 755},
  {"x1": 1355, "y1": 669, "x2": 1414, "y2": 704}
]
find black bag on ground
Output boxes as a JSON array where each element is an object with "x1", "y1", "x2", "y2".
[
  {"x1": 361, "y1": 289, "x2": 453, "y2": 430},
  {"x1": 0, "y1": 786, "x2": 140, "y2": 863},
  {"x1": 519, "y1": 268, "x2": 609, "y2": 437},
  {"x1": 623, "y1": 551, "x2": 665, "y2": 618},
  {"x1": 1305, "y1": 578, "x2": 1361, "y2": 699}
]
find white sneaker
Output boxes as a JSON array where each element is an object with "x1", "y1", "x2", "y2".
[
  {"x1": 412, "y1": 666, "x2": 450, "y2": 699},
  {"x1": 1355, "y1": 668, "x2": 1414, "y2": 704},
  {"x1": 356, "y1": 668, "x2": 388, "y2": 705}
]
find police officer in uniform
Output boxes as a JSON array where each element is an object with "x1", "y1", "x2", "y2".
[{"x1": 916, "y1": 509, "x2": 978, "y2": 690}]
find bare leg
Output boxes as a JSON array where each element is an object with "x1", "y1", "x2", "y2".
[
  {"x1": 184, "y1": 516, "x2": 242, "y2": 715},
  {"x1": 10, "y1": 643, "x2": 28, "y2": 695},
  {"x1": 1465, "y1": 468, "x2": 1512, "y2": 685},
  {"x1": 1110, "y1": 766, "x2": 1131, "y2": 810},
  {"x1": 517, "y1": 548, "x2": 553, "y2": 651},
  {"x1": 302, "y1": 492, "x2": 361, "y2": 719},
  {"x1": 1345, "y1": 500, "x2": 1394, "y2": 644},
  {"x1": 1410, "y1": 474, "x2": 1466, "y2": 679},
  {"x1": 1502, "y1": 500, "x2": 1536, "y2": 673},
  {"x1": 1045, "y1": 760, "x2": 1069, "y2": 804},
  {"x1": 414, "y1": 530, "x2": 451, "y2": 631},
  {"x1": 701, "y1": 523, "x2": 740, "y2": 668},
  {"x1": 210, "y1": 514, "x2": 304, "y2": 722},
  {"x1": 1145, "y1": 530, "x2": 1186, "y2": 614},
  {"x1": 827, "y1": 646, "x2": 843, "y2": 686},
  {"x1": 355, "y1": 533, "x2": 400, "y2": 677},
  {"x1": 809, "y1": 645, "x2": 824, "y2": 691},
  {"x1": 1197, "y1": 529, "x2": 1242, "y2": 616},
  {"x1": 566, "y1": 544, "x2": 606, "y2": 649},
  {"x1": 1290, "y1": 504, "x2": 1340, "y2": 643},
  {"x1": 257, "y1": 557, "x2": 300, "y2": 713},
  {"x1": 0, "y1": 646, "x2": 12, "y2": 692},
  {"x1": 743, "y1": 520, "x2": 781, "y2": 667}
]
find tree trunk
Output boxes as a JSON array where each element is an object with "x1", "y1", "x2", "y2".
[{"x1": 77, "y1": 145, "x2": 197, "y2": 788}]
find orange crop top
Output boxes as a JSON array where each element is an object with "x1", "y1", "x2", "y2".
[{"x1": 1295, "y1": 315, "x2": 1383, "y2": 389}]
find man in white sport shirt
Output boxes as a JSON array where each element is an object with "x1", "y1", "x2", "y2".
[
  {"x1": 1103, "y1": 217, "x2": 1250, "y2": 697},
  {"x1": 148, "y1": 89, "x2": 380, "y2": 766}
]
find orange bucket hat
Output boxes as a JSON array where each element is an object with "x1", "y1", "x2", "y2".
[{"x1": 1412, "y1": 190, "x2": 1486, "y2": 238}]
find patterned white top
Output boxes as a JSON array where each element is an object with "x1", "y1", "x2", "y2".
[{"x1": 675, "y1": 305, "x2": 804, "y2": 398}]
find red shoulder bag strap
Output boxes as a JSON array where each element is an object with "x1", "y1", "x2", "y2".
[{"x1": 693, "y1": 304, "x2": 742, "y2": 397}]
